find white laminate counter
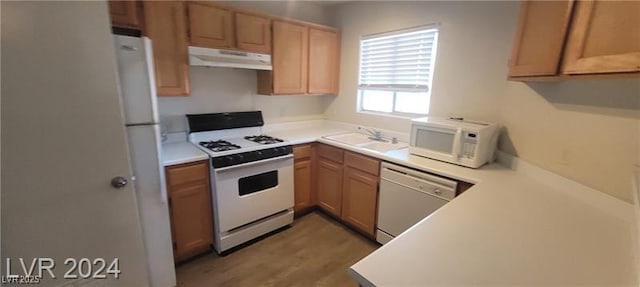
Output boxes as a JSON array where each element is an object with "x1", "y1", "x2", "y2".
[
  {"x1": 161, "y1": 142, "x2": 208, "y2": 166},
  {"x1": 270, "y1": 124, "x2": 638, "y2": 286},
  {"x1": 160, "y1": 121, "x2": 637, "y2": 285}
]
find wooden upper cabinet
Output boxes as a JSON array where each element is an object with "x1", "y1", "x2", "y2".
[
  {"x1": 272, "y1": 21, "x2": 309, "y2": 94},
  {"x1": 235, "y1": 12, "x2": 271, "y2": 53},
  {"x1": 108, "y1": 0, "x2": 141, "y2": 29},
  {"x1": 308, "y1": 28, "x2": 340, "y2": 94},
  {"x1": 508, "y1": 0, "x2": 574, "y2": 77},
  {"x1": 188, "y1": 2, "x2": 234, "y2": 49},
  {"x1": 143, "y1": 1, "x2": 190, "y2": 96},
  {"x1": 562, "y1": 0, "x2": 640, "y2": 74}
]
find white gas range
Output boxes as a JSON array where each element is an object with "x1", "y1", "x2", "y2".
[{"x1": 187, "y1": 111, "x2": 294, "y2": 254}]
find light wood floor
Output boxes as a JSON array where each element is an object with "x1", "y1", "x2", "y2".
[{"x1": 175, "y1": 211, "x2": 379, "y2": 287}]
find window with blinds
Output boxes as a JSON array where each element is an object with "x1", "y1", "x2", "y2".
[{"x1": 358, "y1": 25, "x2": 439, "y2": 116}]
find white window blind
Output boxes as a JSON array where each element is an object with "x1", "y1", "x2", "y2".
[{"x1": 358, "y1": 25, "x2": 439, "y2": 116}]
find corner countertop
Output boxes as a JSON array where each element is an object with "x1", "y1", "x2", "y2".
[
  {"x1": 161, "y1": 121, "x2": 637, "y2": 285},
  {"x1": 269, "y1": 123, "x2": 638, "y2": 286},
  {"x1": 162, "y1": 141, "x2": 208, "y2": 166}
]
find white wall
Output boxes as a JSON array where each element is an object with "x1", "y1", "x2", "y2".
[
  {"x1": 326, "y1": 1, "x2": 640, "y2": 202},
  {"x1": 501, "y1": 79, "x2": 639, "y2": 202},
  {"x1": 159, "y1": 67, "x2": 328, "y2": 132},
  {"x1": 325, "y1": 1, "x2": 518, "y2": 134},
  {"x1": 159, "y1": 1, "x2": 334, "y2": 132}
]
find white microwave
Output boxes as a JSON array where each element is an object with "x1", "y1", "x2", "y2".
[{"x1": 409, "y1": 117, "x2": 500, "y2": 168}]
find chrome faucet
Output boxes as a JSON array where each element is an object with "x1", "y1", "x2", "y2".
[{"x1": 358, "y1": 126, "x2": 387, "y2": 142}]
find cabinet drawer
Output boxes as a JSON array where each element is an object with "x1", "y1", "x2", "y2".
[
  {"x1": 293, "y1": 144, "x2": 312, "y2": 160},
  {"x1": 166, "y1": 160, "x2": 209, "y2": 188},
  {"x1": 345, "y1": 152, "x2": 380, "y2": 176},
  {"x1": 317, "y1": 144, "x2": 343, "y2": 163}
]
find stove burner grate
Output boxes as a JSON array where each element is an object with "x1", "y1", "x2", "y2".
[
  {"x1": 244, "y1": 135, "x2": 284, "y2": 145},
  {"x1": 199, "y1": 140, "x2": 241, "y2": 152}
]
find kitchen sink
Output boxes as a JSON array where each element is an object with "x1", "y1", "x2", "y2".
[
  {"x1": 322, "y1": 132, "x2": 408, "y2": 153},
  {"x1": 357, "y1": 141, "x2": 408, "y2": 153},
  {"x1": 323, "y1": 132, "x2": 372, "y2": 146}
]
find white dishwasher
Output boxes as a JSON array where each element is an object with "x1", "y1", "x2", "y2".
[{"x1": 377, "y1": 162, "x2": 458, "y2": 244}]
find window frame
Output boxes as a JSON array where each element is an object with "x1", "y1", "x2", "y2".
[{"x1": 356, "y1": 24, "x2": 440, "y2": 118}]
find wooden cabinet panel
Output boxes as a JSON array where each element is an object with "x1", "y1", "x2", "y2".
[
  {"x1": 170, "y1": 182, "x2": 213, "y2": 259},
  {"x1": 317, "y1": 143, "x2": 343, "y2": 164},
  {"x1": 143, "y1": 1, "x2": 190, "y2": 96},
  {"x1": 341, "y1": 167, "x2": 378, "y2": 236},
  {"x1": 316, "y1": 158, "x2": 343, "y2": 217},
  {"x1": 293, "y1": 144, "x2": 312, "y2": 160},
  {"x1": 294, "y1": 159, "x2": 313, "y2": 212},
  {"x1": 308, "y1": 28, "x2": 340, "y2": 94},
  {"x1": 188, "y1": 2, "x2": 234, "y2": 49},
  {"x1": 272, "y1": 21, "x2": 309, "y2": 94},
  {"x1": 235, "y1": 12, "x2": 271, "y2": 53},
  {"x1": 562, "y1": 0, "x2": 640, "y2": 74},
  {"x1": 508, "y1": 0, "x2": 574, "y2": 77},
  {"x1": 344, "y1": 151, "x2": 379, "y2": 176},
  {"x1": 166, "y1": 161, "x2": 209, "y2": 188},
  {"x1": 108, "y1": 0, "x2": 141, "y2": 29},
  {"x1": 166, "y1": 160, "x2": 213, "y2": 261}
]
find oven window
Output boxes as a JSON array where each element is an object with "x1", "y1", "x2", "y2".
[
  {"x1": 415, "y1": 129, "x2": 454, "y2": 154},
  {"x1": 238, "y1": 171, "x2": 278, "y2": 196}
]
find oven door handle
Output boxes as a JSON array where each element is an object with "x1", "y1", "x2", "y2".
[{"x1": 215, "y1": 154, "x2": 294, "y2": 173}]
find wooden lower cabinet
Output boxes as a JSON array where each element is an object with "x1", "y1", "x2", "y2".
[
  {"x1": 341, "y1": 167, "x2": 379, "y2": 236},
  {"x1": 165, "y1": 160, "x2": 213, "y2": 261},
  {"x1": 293, "y1": 144, "x2": 314, "y2": 212},
  {"x1": 312, "y1": 144, "x2": 380, "y2": 238},
  {"x1": 316, "y1": 158, "x2": 344, "y2": 217}
]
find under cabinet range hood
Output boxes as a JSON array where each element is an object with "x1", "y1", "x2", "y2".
[{"x1": 188, "y1": 46, "x2": 272, "y2": 70}]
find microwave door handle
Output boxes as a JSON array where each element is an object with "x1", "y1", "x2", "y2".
[{"x1": 452, "y1": 128, "x2": 462, "y2": 159}]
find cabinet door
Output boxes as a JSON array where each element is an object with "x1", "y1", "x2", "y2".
[
  {"x1": 342, "y1": 167, "x2": 378, "y2": 236},
  {"x1": 235, "y1": 12, "x2": 271, "y2": 53},
  {"x1": 108, "y1": 0, "x2": 141, "y2": 29},
  {"x1": 316, "y1": 158, "x2": 343, "y2": 217},
  {"x1": 272, "y1": 21, "x2": 308, "y2": 94},
  {"x1": 308, "y1": 28, "x2": 340, "y2": 94},
  {"x1": 508, "y1": 0, "x2": 574, "y2": 77},
  {"x1": 294, "y1": 159, "x2": 313, "y2": 212},
  {"x1": 562, "y1": 0, "x2": 640, "y2": 74},
  {"x1": 170, "y1": 183, "x2": 213, "y2": 259},
  {"x1": 188, "y1": 2, "x2": 234, "y2": 49},
  {"x1": 143, "y1": 1, "x2": 190, "y2": 96}
]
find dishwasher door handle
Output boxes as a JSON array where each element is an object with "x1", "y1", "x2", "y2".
[
  {"x1": 381, "y1": 178, "x2": 453, "y2": 201},
  {"x1": 382, "y1": 167, "x2": 456, "y2": 190}
]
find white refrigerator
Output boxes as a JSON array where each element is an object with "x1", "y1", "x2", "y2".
[{"x1": 113, "y1": 34, "x2": 177, "y2": 287}]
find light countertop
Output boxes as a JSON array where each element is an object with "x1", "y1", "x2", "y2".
[
  {"x1": 161, "y1": 141, "x2": 208, "y2": 166},
  {"x1": 268, "y1": 124, "x2": 638, "y2": 286},
  {"x1": 161, "y1": 121, "x2": 637, "y2": 285}
]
